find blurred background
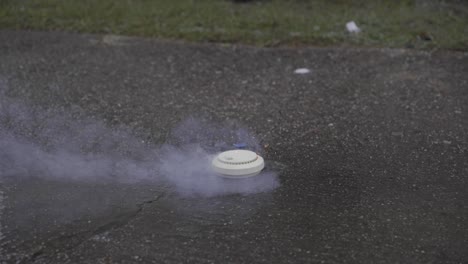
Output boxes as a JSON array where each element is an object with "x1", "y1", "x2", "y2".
[{"x1": 1, "y1": 0, "x2": 467, "y2": 50}]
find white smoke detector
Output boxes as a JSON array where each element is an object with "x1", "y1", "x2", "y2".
[{"x1": 212, "y1": 150, "x2": 265, "y2": 178}]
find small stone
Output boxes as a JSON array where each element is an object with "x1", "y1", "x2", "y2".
[{"x1": 294, "y1": 68, "x2": 311, "y2": 74}]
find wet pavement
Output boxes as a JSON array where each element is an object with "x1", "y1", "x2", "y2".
[{"x1": 0, "y1": 30, "x2": 467, "y2": 263}]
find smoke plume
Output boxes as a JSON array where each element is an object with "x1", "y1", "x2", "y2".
[{"x1": 0, "y1": 83, "x2": 279, "y2": 197}]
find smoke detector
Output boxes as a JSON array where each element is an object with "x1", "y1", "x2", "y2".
[{"x1": 212, "y1": 150, "x2": 265, "y2": 178}]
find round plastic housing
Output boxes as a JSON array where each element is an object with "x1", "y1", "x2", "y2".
[{"x1": 212, "y1": 150, "x2": 265, "y2": 178}]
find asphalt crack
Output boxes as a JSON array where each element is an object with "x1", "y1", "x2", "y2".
[{"x1": 25, "y1": 194, "x2": 165, "y2": 263}]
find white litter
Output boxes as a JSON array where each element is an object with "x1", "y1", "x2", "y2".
[
  {"x1": 346, "y1": 21, "x2": 361, "y2": 33},
  {"x1": 294, "y1": 68, "x2": 311, "y2": 74}
]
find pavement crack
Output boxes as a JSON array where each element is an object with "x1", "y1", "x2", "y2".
[
  {"x1": 88, "y1": 193, "x2": 165, "y2": 238},
  {"x1": 134, "y1": 195, "x2": 165, "y2": 214},
  {"x1": 26, "y1": 193, "x2": 165, "y2": 263}
]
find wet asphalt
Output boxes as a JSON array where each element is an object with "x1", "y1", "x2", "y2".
[{"x1": 0, "y1": 30, "x2": 467, "y2": 263}]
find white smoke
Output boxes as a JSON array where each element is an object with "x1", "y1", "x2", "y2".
[{"x1": 0, "y1": 82, "x2": 280, "y2": 197}]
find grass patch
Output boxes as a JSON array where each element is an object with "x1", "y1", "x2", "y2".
[{"x1": 1, "y1": 0, "x2": 467, "y2": 49}]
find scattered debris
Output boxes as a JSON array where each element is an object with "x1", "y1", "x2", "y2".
[
  {"x1": 418, "y1": 32, "x2": 432, "y2": 41},
  {"x1": 294, "y1": 68, "x2": 311, "y2": 74},
  {"x1": 100, "y1": 34, "x2": 132, "y2": 46},
  {"x1": 346, "y1": 21, "x2": 361, "y2": 33},
  {"x1": 443, "y1": 140, "x2": 451, "y2": 145}
]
